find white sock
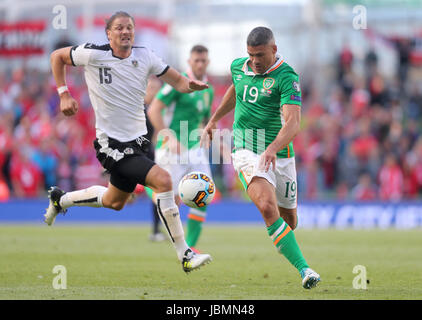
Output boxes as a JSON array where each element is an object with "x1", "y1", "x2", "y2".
[
  {"x1": 59, "y1": 186, "x2": 107, "y2": 210},
  {"x1": 156, "y1": 191, "x2": 189, "y2": 260}
]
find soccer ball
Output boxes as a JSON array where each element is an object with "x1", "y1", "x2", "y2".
[{"x1": 178, "y1": 172, "x2": 215, "y2": 208}]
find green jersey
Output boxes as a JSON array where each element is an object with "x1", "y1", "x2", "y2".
[
  {"x1": 231, "y1": 56, "x2": 301, "y2": 158},
  {"x1": 155, "y1": 72, "x2": 214, "y2": 149}
]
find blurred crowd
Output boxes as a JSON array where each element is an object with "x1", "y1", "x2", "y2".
[
  {"x1": 293, "y1": 40, "x2": 422, "y2": 201},
  {"x1": 0, "y1": 40, "x2": 421, "y2": 202},
  {"x1": 0, "y1": 66, "x2": 107, "y2": 201}
]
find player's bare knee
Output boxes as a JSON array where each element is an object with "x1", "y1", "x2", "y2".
[
  {"x1": 155, "y1": 170, "x2": 173, "y2": 193},
  {"x1": 257, "y1": 200, "x2": 277, "y2": 218},
  {"x1": 110, "y1": 201, "x2": 125, "y2": 211},
  {"x1": 102, "y1": 197, "x2": 125, "y2": 211}
]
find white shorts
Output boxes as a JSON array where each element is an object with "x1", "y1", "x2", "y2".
[
  {"x1": 155, "y1": 147, "x2": 212, "y2": 194},
  {"x1": 231, "y1": 149, "x2": 297, "y2": 209}
]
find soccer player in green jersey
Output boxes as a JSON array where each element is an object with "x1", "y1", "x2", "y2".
[
  {"x1": 147, "y1": 45, "x2": 214, "y2": 253},
  {"x1": 201, "y1": 27, "x2": 321, "y2": 289}
]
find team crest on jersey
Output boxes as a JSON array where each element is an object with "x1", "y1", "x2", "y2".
[
  {"x1": 263, "y1": 77, "x2": 275, "y2": 90},
  {"x1": 132, "y1": 60, "x2": 138, "y2": 67},
  {"x1": 292, "y1": 81, "x2": 300, "y2": 92}
]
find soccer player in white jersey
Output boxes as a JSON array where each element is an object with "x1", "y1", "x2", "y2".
[
  {"x1": 46, "y1": 11, "x2": 212, "y2": 273},
  {"x1": 147, "y1": 45, "x2": 214, "y2": 253}
]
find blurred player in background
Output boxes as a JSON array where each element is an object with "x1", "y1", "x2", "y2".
[
  {"x1": 201, "y1": 27, "x2": 320, "y2": 289},
  {"x1": 46, "y1": 11, "x2": 212, "y2": 273},
  {"x1": 147, "y1": 45, "x2": 214, "y2": 253}
]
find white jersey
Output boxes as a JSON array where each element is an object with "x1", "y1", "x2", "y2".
[{"x1": 70, "y1": 43, "x2": 169, "y2": 142}]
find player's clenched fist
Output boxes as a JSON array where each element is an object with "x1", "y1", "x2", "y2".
[{"x1": 59, "y1": 93, "x2": 79, "y2": 116}]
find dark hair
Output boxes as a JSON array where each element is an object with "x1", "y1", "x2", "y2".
[
  {"x1": 247, "y1": 26, "x2": 274, "y2": 46},
  {"x1": 191, "y1": 44, "x2": 208, "y2": 54},
  {"x1": 105, "y1": 11, "x2": 135, "y2": 34}
]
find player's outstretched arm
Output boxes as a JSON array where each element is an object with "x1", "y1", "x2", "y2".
[
  {"x1": 50, "y1": 46, "x2": 79, "y2": 116},
  {"x1": 260, "y1": 104, "x2": 301, "y2": 172},
  {"x1": 200, "y1": 84, "x2": 236, "y2": 148},
  {"x1": 160, "y1": 67, "x2": 208, "y2": 93}
]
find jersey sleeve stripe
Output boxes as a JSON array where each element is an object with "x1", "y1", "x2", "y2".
[
  {"x1": 157, "y1": 65, "x2": 170, "y2": 77},
  {"x1": 70, "y1": 46, "x2": 77, "y2": 67}
]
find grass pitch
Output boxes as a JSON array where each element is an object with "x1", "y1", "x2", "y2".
[{"x1": 0, "y1": 224, "x2": 421, "y2": 300}]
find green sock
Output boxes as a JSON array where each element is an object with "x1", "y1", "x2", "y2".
[
  {"x1": 267, "y1": 217, "x2": 309, "y2": 272},
  {"x1": 186, "y1": 207, "x2": 206, "y2": 248},
  {"x1": 145, "y1": 187, "x2": 154, "y2": 200}
]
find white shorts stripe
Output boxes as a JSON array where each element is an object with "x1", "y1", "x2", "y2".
[{"x1": 97, "y1": 132, "x2": 125, "y2": 162}]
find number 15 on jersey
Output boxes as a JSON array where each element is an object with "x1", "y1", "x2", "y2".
[{"x1": 99, "y1": 67, "x2": 112, "y2": 84}]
